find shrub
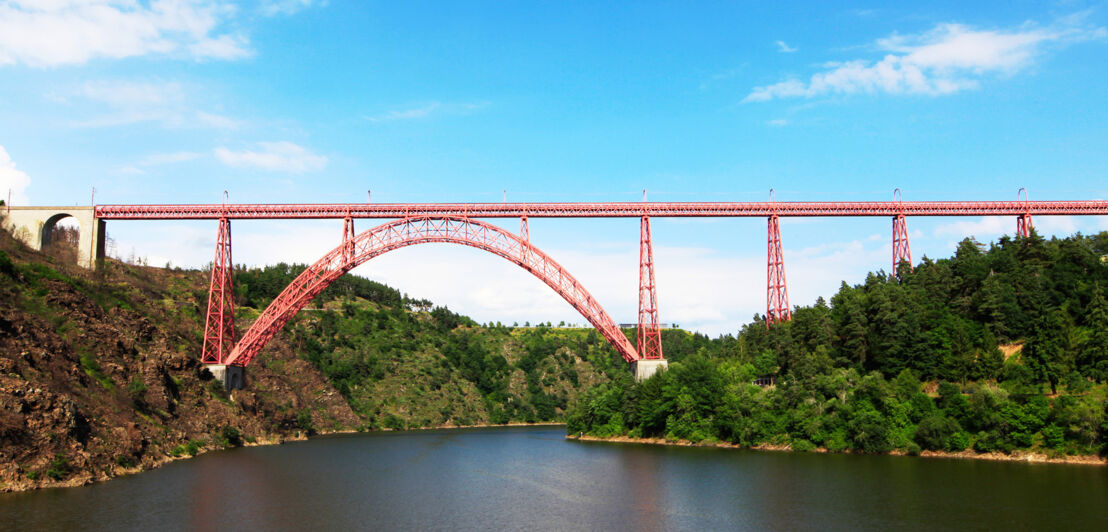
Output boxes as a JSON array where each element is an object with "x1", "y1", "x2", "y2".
[
  {"x1": 297, "y1": 410, "x2": 316, "y2": 434},
  {"x1": 1041, "y1": 424, "x2": 1065, "y2": 450},
  {"x1": 220, "y1": 426, "x2": 244, "y2": 448},
  {"x1": 915, "y1": 415, "x2": 960, "y2": 451},
  {"x1": 45, "y1": 455, "x2": 71, "y2": 480},
  {"x1": 792, "y1": 438, "x2": 816, "y2": 452}
]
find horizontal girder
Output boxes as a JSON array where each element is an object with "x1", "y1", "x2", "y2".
[{"x1": 94, "y1": 200, "x2": 1108, "y2": 220}]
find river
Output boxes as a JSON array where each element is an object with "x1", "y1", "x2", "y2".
[{"x1": 1, "y1": 426, "x2": 1105, "y2": 531}]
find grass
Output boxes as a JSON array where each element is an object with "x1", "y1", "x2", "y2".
[
  {"x1": 79, "y1": 349, "x2": 115, "y2": 391},
  {"x1": 170, "y1": 439, "x2": 206, "y2": 457}
]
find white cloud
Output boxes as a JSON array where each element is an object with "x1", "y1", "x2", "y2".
[
  {"x1": 195, "y1": 110, "x2": 241, "y2": 129},
  {"x1": 745, "y1": 16, "x2": 1106, "y2": 102},
  {"x1": 364, "y1": 101, "x2": 489, "y2": 122},
  {"x1": 115, "y1": 150, "x2": 203, "y2": 174},
  {"x1": 187, "y1": 34, "x2": 251, "y2": 60},
  {"x1": 775, "y1": 40, "x2": 798, "y2": 53},
  {"x1": 141, "y1": 151, "x2": 204, "y2": 165},
  {"x1": 0, "y1": 0, "x2": 252, "y2": 67},
  {"x1": 105, "y1": 215, "x2": 901, "y2": 337},
  {"x1": 934, "y1": 216, "x2": 1011, "y2": 239},
  {"x1": 214, "y1": 141, "x2": 328, "y2": 172},
  {"x1": 766, "y1": 118, "x2": 788, "y2": 127},
  {"x1": 261, "y1": 0, "x2": 321, "y2": 16},
  {"x1": 0, "y1": 145, "x2": 31, "y2": 205},
  {"x1": 68, "y1": 80, "x2": 239, "y2": 129},
  {"x1": 932, "y1": 215, "x2": 1084, "y2": 241}
]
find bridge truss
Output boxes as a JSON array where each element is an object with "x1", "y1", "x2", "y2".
[{"x1": 94, "y1": 194, "x2": 1108, "y2": 367}]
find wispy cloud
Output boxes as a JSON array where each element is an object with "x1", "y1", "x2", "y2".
[
  {"x1": 364, "y1": 101, "x2": 489, "y2": 122},
  {"x1": 767, "y1": 119, "x2": 788, "y2": 127},
  {"x1": 745, "y1": 14, "x2": 1106, "y2": 102},
  {"x1": 214, "y1": 141, "x2": 328, "y2": 173},
  {"x1": 114, "y1": 151, "x2": 204, "y2": 176},
  {"x1": 0, "y1": 145, "x2": 31, "y2": 205},
  {"x1": 195, "y1": 110, "x2": 242, "y2": 129},
  {"x1": 261, "y1": 0, "x2": 324, "y2": 17},
  {"x1": 775, "y1": 40, "x2": 798, "y2": 53},
  {"x1": 0, "y1": 0, "x2": 252, "y2": 67},
  {"x1": 67, "y1": 80, "x2": 239, "y2": 129}
]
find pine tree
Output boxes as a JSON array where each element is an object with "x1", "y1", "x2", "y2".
[{"x1": 1081, "y1": 283, "x2": 1108, "y2": 382}]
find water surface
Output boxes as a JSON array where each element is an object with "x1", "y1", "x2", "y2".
[{"x1": 2, "y1": 426, "x2": 1105, "y2": 531}]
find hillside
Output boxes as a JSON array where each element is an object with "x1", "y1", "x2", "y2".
[
  {"x1": 568, "y1": 231, "x2": 1108, "y2": 459},
  {"x1": 0, "y1": 227, "x2": 632, "y2": 491}
]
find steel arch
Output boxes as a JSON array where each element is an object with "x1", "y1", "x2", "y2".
[{"x1": 224, "y1": 216, "x2": 639, "y2": 367}]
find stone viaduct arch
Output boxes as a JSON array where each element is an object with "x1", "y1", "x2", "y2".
[{"x1": 1, "y1": 206, "x2": 105, "y2": 268}]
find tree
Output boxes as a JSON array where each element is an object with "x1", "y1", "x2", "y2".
[
  {"x1": 1023, "y1": 308, "x2": 1073, "y2": 394},
  {"x1": 1081, "y1": 284, "x2": 1108, "y2": 382}
]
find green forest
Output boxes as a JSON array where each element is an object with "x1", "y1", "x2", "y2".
[
  {"x1": 232, "y1": 262, "x2": 633, "y2": 429},
  {"x1": 567, "y1": 231, "x2": 1108, "y2": 457}
]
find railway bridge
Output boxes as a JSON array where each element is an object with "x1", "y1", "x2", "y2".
[{"x1": 5, "y1": 191, "x2": 1107, "y2": 387}]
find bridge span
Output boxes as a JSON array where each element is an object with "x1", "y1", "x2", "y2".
[{"x1": 7, "y1": 193, "x2": 1108, "y2": 387}]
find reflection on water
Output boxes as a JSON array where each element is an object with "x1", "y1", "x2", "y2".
[{"x1": 2, "y1": 427, "x2": 1105, "y2": 531}]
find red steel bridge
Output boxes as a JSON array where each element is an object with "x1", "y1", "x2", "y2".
[{"x1": 92, "y1": 192, "x2": 1108, "y2": 374}]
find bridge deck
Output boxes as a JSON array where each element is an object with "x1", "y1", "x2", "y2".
[{"x1": 94, "y1": 200, "x2": 1108, "y2": 220}]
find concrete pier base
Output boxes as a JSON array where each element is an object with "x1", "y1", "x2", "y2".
[
  {"x1": 633, "y1": 359, "x2": 668, "y2": 381},
  {"x1": 206, "y1": 364, "x2": 246, "y2": 391}
]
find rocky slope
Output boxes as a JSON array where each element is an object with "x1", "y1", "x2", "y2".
[
  {"x1": 0, "y1": 231, "x2": 359, "y2": 492},
  {"x1": 0, "y1": 227, "x2": 627, "y2": 492}
]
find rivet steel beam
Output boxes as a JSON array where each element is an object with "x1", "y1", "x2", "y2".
[{"x1": 95, "y1": 200, "x2": 1108, "y2": 220}]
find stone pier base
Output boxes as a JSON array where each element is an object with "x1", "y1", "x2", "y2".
[
  {"x1": 207, "y1": 364, "x2": 246, "y2": 391},
  {"x1": 633, "y1": 359, "x2": 668, "y2": 381}
]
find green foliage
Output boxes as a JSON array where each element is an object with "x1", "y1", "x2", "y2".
[
  {"x1": 45, "y1": 455, "x2": 72, "y2": 480},
  {"x1": 126, "y1": 377, "x2": 148, "y2": 402},
  {"x1": 915, "y1": 415, "x2": 961, "y2": 451},
  {"x1": 235, "y1": 263, "x2": 407, "y2": 309},
  {"x1": 567, "y1": 232, "x2": 1108, "y2": 457},
  {"x1": 79, "y1": 350, "x2": 114, "y2": 390},
  {"x1": 170, "y1": 439, "x2": 205, "y2": 457},
  {"x1": 0, "y1": 250, "x2": 15, "y2": 278},
  {"x1": 296, "y1": 409, "x2": 315, "y2": 434},
  {"x1": 219, "y1": 426, "x2": 244, "y2": 448}
]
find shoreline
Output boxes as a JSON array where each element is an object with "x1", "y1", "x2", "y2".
[
  {"x1": 1, "y1": 422, "x2": 567, "y2": 494},
  {"x1": 567, "y1": 434, "x2": 1108, "y2": 466}
]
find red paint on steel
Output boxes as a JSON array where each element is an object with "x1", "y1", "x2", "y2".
[
  {"x1": 94, "y1": 200, "x2": 1108, "y2": 220},
  {"x1": 342, "y1": 216, "x2": 355, "y2": 263},
  {"x1": 637, "y1": 215, "x2": 664, "y2": 360},
  {"x1": 1016, "y1": 188, "x2": 1034, "y2": 238},
  {"x1": 766, "y1": 214, "x2": 791, "y2": 325},
  {"x1": 892, "y1": 214, "x2": 912, "y2": 275},
  {"x1": 201, "y1": 217, "x2": 235, "y2": 364},
  {"x1": 223, "y1": 216, "x2": 638, "y2": 367},
  {"x1": 1017, "y1": 214, "x2": 1034, "y2": 238}
]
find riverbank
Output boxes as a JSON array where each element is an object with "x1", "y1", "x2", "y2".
[
  {"x1": 567, "y1": 434, "x2": 1108, "y2": 466},
  {"x1": 1, "y1": 422, "x2": 570, "y2": 493}
]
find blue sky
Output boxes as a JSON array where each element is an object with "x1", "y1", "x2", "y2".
[{"x1": 2, "y1": 1, "x2": 1107, "y2": 335}]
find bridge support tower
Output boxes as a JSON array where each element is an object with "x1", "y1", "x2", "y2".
[
  {"x1": 202, "y1": 217, "x2": 236, "y2": 365},
  {"x1": 766, "y1": 214, "x2": 790, "y2": 325}
]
